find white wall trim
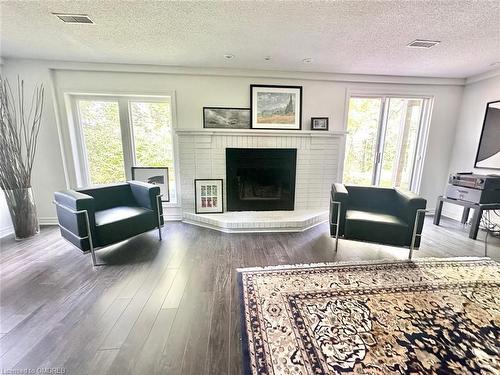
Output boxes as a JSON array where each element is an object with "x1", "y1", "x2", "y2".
[
  {"x1": 0, "y1": 218, "x2": 59, "y2": 239},
  {"x1": 39, "y1": 217, "x2": 59, "y2": 226},
  {"x1": 0, "y1": 225, "x2": 14, "y2": 239},
  {"x1": 465, "y1": 67, "x2": 500, "y2": 85},
  {"x1": 4, "y1": 57, "x2": 466, "y2": 86},
  {"x1": 175, "y1": 129, "x2": 347, "y2": 137},
  {"x1": 49, "y1": 69, "x2": 71, "y2": 189}
]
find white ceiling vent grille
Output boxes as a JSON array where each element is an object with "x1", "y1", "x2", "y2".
[
  {"x1": 53, "y1": 13, "x2": 94, "y2": 24},
  {"x1": 407, "y1": 39, "x2": 440, "y2": 49}
]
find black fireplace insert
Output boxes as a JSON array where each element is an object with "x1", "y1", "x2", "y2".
[{"x1": 226, "y1": 148, "x2": 297, "y2": 211}]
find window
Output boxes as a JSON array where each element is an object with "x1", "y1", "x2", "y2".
[
  {"x1": 78, "y1": 100, "x2": 125, "y2": 184},
  {"x1": 129, "y1": 100, "x2": 177, "y2": 202},
  {"x1": 343, "y1": 95, "x2": 432, "y2": 192},
  {"x1": 72, "y1": 95, "x2": 177, "y2": 203}
]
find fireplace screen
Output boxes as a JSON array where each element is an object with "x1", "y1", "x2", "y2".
[
  {"x1": 226, "y1": 148, "x2": 296, "y2": 211},
  {"x1": 238, "y1": 168, "x2": 284, "y2": 201}
]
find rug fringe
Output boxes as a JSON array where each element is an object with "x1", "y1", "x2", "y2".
[{"x1": 235, "y1": 256, "x2": 494, "y2": 273}]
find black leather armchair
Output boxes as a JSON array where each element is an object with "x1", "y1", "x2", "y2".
[
  {"x1": 54, "y1": 181, "x2": 164, "y2": 266},
  {"x1": 330, "y1": 184, "x2": 426, "y2": 259}
]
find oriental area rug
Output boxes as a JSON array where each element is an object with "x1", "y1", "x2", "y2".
[{"x1": 237, "y1": 258, "x2": 500, "y2": 375}]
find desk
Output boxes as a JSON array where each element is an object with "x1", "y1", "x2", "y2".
[{"x1": 433, "y1": 196, "x2": 500, "y2": 239}]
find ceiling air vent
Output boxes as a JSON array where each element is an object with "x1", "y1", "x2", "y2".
[
  {"x1": 53, "y1": 13, "x2": 94, "y2": 24},
  {"x1": 407, "y1": 39, "x2": 440, "y2": 49}
]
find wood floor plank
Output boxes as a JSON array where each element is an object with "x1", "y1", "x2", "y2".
[
  {"x1": 105, "y1": 268, "x2": 178, "y2": 373},
  {"x1": 131, "y1": 308, "x2": 177, "y2": 375}
]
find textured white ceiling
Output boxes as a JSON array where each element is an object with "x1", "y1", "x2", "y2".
[{"x1": 1, "y1": 1, "x2": 499, "y2": 78}]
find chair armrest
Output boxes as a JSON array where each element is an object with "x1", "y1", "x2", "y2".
[
  {"x1": 395, "y1": 189, "x2": 427, "y2": 221},
  {"x1": 54, "y1": 190, "x2": 96, "y2": 250},
  {"x1": 128, "y1": 181, "x2": 163, "y2": 224},
  {"x1": 54, "y1": 190, "x2": 94, "y2": 211},
  {"x1": 330, "y1": 183, "x2": 348, "y2": 236},
  {"x1": 395, "y1": 189, "x2": 427, "y2": 245}
]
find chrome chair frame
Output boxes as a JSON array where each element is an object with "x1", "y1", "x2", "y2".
[
  {"x1": 408, "y1": 209, "x2": 427, "y2": 259},
  {"x1": 53, "y1": 194, "x2": 163, "y2": 267},
  {"x1": 329, "y1": 198, "x2": 341, "y2": 252}
]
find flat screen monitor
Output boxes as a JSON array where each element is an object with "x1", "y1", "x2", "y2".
[{"x1": 475, "y1": 100, "x2": 500, "y2": 169}]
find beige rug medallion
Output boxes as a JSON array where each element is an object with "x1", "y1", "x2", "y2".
[{"x1": 237, "y1": 257, "x2": 500, "y2": 375}]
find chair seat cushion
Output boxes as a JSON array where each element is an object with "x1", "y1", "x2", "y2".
[
  {"x1": 345, "y1": 209, "x2": 409, "y2": 246},
  {"x1": 94, "y1": 206, "x2": 157, "y2": 246}
]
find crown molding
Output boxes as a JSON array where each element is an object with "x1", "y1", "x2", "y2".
[
  {"x1": 2, "y1": 57, "x2": 466, "y2": 86},
  {"x1": 466, "y1": 67, "x2": 500, "y2": 85}
]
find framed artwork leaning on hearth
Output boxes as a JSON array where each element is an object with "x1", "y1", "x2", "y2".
[{"x1": 194, "y1": 179, "x2": 224, "y2": 214}]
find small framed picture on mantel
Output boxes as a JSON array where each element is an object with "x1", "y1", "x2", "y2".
[{"x1": 311, "y1": 117, "x2": 329, "y2": 131}]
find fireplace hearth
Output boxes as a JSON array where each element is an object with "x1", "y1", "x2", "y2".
[{"x1": 226, "y1": 148, "x2": 297, "y2": 211}]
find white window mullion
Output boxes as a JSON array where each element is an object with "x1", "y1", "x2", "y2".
[
  {"x1": 373, "y1": 97, "x2": 388, "y2": 186},
  {"x1": 118, "y1": 98, "x2": 134, "y2": 181},
  {"x1": 410, "y1": 98, "x2": 432, "y2": 193},
  {"x1": 70, "y1": 98, "x2": 90, "y2": 186}
]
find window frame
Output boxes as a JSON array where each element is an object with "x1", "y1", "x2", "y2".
[
  {"x1": 342, "y1": 91, "x2": 434, "y2": 193},
  {"x1": 68, "y1": 92, "x2": 180, "y2": 207}
]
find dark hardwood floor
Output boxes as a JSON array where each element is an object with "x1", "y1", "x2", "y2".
[{"x1": 1, "y1": 217, "x2": 499, "y2": 374}]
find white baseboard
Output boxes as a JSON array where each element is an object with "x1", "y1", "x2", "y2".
[
  {"x1": 0, "y1": 217, "x2": 57, "y2": 239},
  {"x1": 164, "y1": 214, "x2": 182, "y2": 221},
  {"x1": 38, "y1": 215, "x2": 181, "y2": 225},
  {"x1": 0, "y1": 225, "x2": 14, "y2": 239},
  {"x1": 39, "y1": 217, "x2": 59, "y2": 226}
]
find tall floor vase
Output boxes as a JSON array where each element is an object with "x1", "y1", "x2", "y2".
[{"x1": 4, "y1": 188, "x2": 40, "y2": 240}]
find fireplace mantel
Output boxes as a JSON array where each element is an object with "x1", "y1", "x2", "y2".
[{"x1": 176, "y1": 128, "x2": 347, "y2": 138}]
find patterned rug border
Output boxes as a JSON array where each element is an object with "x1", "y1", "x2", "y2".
[
  {"x1": 236, "y1": 256, "x2": 494, "y2": 274},
  {"x1": 237, "y1": 270, "x2": 253, "y2": 375},
  {"x1": 236, "y1": 256, "x2": 496, "y2": 375}
]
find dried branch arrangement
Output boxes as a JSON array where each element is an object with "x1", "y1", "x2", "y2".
[
  {"x1": 0, "y1": 76, "x2": 44, "y2": 190},
  {"x1": 0, "y1": 76, "x2": 44, "y2": 239}
]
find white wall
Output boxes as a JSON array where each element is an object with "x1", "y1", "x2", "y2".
[
  {"x1": 0, "y1": 58, "x2": 465, "y2": 229},
  {"x1": 443, "y1": 71, "x2": 500, "y2": 222},
  {"x1": 0, "y1": 60, "x2": 14, "y2": 237},
  {"x1": 1, "y1": 59, "x2": 66, "y2": 235}
]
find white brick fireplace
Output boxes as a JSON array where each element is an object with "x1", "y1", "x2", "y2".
[{"x1": 176, "y1": 129, "x2": 346, "y2": 232}]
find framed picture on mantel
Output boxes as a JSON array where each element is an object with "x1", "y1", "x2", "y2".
[
  {"x1": 203, "y1": 107, "x2": 250, "y2": 129},
  {"x1": 250, "y1": 85, "x2": 302, "y2": 130},
  {"x1": 311, "y1": 117, "x2": 329, "y2": 131}
]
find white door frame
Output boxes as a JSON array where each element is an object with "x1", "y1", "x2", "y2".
[{"x1": 343, "y1": 90, "x2": 435, "y2": 192}]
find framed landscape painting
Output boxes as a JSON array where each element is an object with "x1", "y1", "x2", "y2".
[
  {"x1": 250, "y1": 85, "x2": 302, "y2": 130},
  {"x1": 131, "y1": 166, "x2": 170, "y2": 202},
  {"x1": 203, "y1": 107, "x2": 250, "y2": 129}
]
